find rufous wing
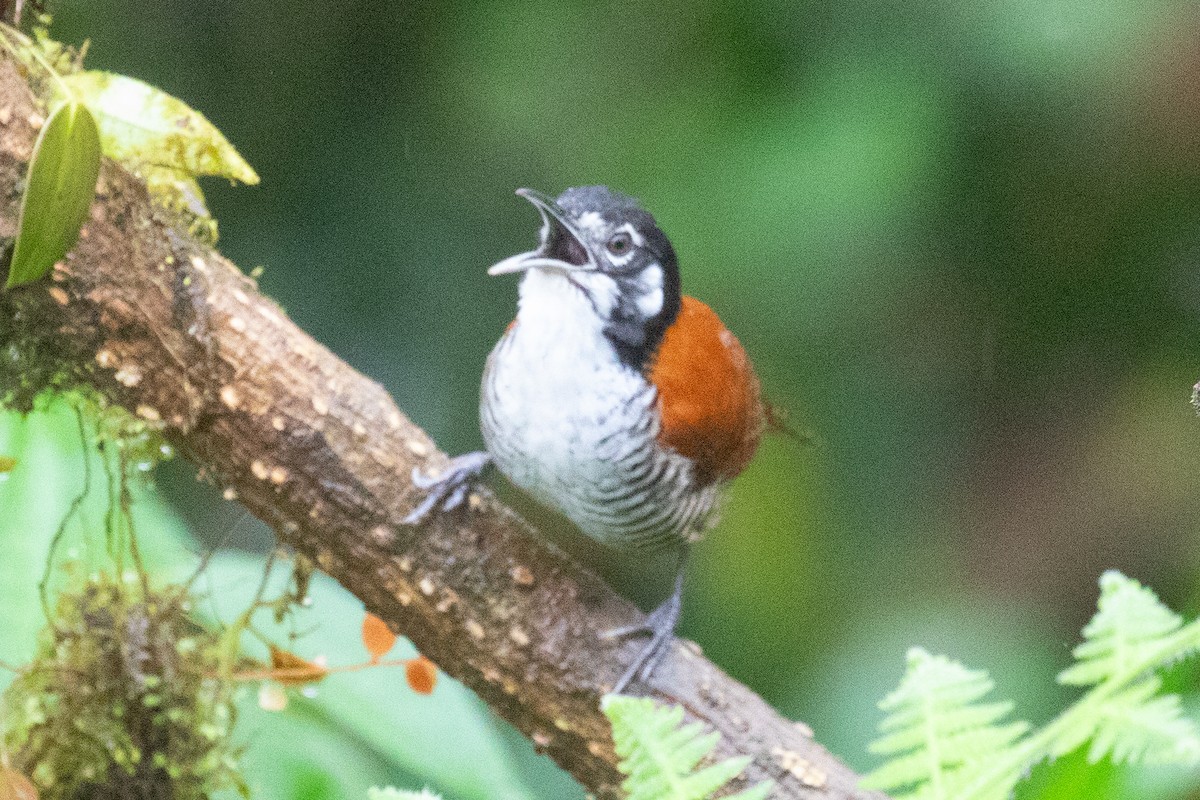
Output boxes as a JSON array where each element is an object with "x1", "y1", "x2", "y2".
[{"x1": 649, "y1": 296, "x2": 765, "y2": 482}]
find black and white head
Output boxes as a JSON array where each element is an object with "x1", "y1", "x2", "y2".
[{"x1": 489, "y1": 186, "x2": 682, "y2": 369}]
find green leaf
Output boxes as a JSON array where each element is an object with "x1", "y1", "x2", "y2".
[
  {"x1": 5, "y1": 100, "x2": 100, "y2": 289},
  {"x1": 1086, "y1": 680, "x2": 1200, "y2": 765},
  {"x1": 602, "y1": 695, "x2": 772, "y2": 800},
  {"x1": 60, "y1": 71, "x2": 259, "y2": 185},
  {"x1": 862, "y1": 648, "x2": 1028, "y2": 799},
  {"x1": 866, "y1": 573, "x2": 1200, "y2": 800},
  {"x1": 1058, "y1": 571, "x2": 1183, "y2": 687},
  {"x1": 228, "y1": 702, "x2": 401, "y2": 800}
]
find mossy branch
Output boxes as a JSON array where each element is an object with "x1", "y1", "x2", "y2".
[{"x1": 0, "y1": 57, "x2": 883, "y2": 799}]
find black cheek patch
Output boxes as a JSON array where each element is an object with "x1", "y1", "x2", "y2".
[
  {"x1": 605, "y1": 318, "x2": 647, "y2": 349},
  {"x1": 603, "y1": 318, "x2": 653, "y2": 371},
  {"x1": 603, "y1": 275, "x2": 680, "y2": 372}
]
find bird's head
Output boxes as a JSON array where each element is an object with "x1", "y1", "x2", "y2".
[{"x1": 489, "y1": 186, "x2": 682, "y2": 369}]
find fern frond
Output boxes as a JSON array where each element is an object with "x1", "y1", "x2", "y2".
[
  {"x1": 861, "y1": 648, "x2": 1028, "y2": 799},
  {"x1": 1044, "y1": 571, "x2": 1200, "y2": 767},
  {"x1": 866, "y1": 571, "x2": 1200, "y2": 800},
  {"x1": 602, "y1": 695, "x2": 772, "y2": 800},
  {"x1": 1058, "y1": 570, "x2": 1183, "y2": 687},
  {"x1": 1087, "y1": 679, "x2": 1200, "y2": 765}
]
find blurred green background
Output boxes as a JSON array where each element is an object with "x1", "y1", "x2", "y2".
[{"x1": 3, "y1": 0, "x2": 1200, "y2": 797}]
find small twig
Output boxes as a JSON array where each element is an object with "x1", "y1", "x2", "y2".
[
  {"x1": 101, "y1": 436, "x2": 119, "y2": 569},
  {"x1": 227, "y1": 656, "x2": 417, "y2": 683},
  {"x1": 118, "y1": 448, "x2": 152, "y2": 600},
  {"x1": 249, "y1": 547, "x2": 278, "y2": 610},
  {"x1": 179, "y1": 509, "x2": 250, "y2": 596},
  {"x1": 38, "y1": 403, "x2": 91, "y2": 623}
]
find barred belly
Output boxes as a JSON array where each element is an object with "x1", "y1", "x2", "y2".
[{"x1": 481, "y1": 329, "x2": 719, "y2": 551}]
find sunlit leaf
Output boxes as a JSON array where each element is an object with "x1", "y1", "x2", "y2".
[
  {"x1": 5, "y1": 101, "x2": 100, "y2": 289},
  {"x1": 60, "y1": 71, "x2": 259, "y2": 185},
  {"x1": 140, "y1": 166, "x2": 219, "y2": 244}
]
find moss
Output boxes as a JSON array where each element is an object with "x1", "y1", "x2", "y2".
[
  {"x1": 2, "y1": 574, "x2": 246, "y2": 800},
  {"x1": 0, "y1": 295, "x2": 79, "y2": 414},
  {"x1": 1, "y1": 390, "x2": 175, "y2": 477},
  {"x1": 89, "y1": 391, "x2": 175, "y2": 472}
]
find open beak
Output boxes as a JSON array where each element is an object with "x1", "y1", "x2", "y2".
[{"x1": 488, "y1": 188, "x2": 596, "y2": 276}]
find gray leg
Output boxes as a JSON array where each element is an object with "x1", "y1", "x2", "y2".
[
  {"x1": 403, "y1": 451, "x2": 492, "y2": 524},
  {"x1": 602, "y1": 548, "x2": 688, "y2": 694}
]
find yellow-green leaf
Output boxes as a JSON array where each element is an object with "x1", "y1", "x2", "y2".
[
  {"x1": 60, "y1": 71, "x2": 259, "y2": 185},
  {"x1": 5, "y1": 101, "x2": 101, "y2": 290}
]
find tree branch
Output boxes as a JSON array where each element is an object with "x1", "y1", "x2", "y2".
[{"x1": 0, "y1": 60, "x2": 885, "y2": 800}]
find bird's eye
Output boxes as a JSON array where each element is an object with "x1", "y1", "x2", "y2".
[{"x1": 606, "y1": 232, "x2": 633, "y2": 255}]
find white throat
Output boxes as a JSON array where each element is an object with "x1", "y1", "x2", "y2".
[{"x1": 516, "y1": 268, "x2": 612, "y2": 336}]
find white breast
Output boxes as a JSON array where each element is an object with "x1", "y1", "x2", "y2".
[{"x1": 480, "y1": 270, "x2": 718, "y2": 549}]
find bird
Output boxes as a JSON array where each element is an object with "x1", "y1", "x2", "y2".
[{"x1": 405, "y1": 186, "x2": 766, "y2": 693}]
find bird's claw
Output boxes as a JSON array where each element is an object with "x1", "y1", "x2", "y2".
[
  {"x1": 603, "y1": 586, "x2": 684, "y2": 694},
  {"x1": 403, "y1": 451, "x2": 491, "y2": 525}
]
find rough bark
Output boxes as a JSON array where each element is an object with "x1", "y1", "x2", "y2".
[{"x1": 0, "y1": 60, "x2": 886, "y2": 800}]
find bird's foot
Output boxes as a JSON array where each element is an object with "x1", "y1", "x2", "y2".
[
  {"x1": 601, "y1": 589, "x2": 683, "y2": 694},
  {"x1": 403, "y1": 451, "x2": 491, "y2": 524}
]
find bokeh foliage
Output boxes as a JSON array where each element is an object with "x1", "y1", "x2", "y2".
[{"x1": 2, "y1": 0, "x2": 1200, "y2": 797}]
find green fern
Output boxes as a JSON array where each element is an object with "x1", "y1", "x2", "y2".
[
  {"x1": 602, "y1": 695, "x2": 773, "y2": 800},
  {"x1": 1047, "y1": 571, "x2": 1200, "y2": 766},
  {"x1": 1058, "y1": 570, "x2": 1184, "y2": 688},
  {"x1": 864, "y1": 570, "x2": 1200, "y2": 800},
  {"x1": 862, "y1": 649, "x2": 1029, "y2": 800},
  {"x1": 1083, "y1": 680, "x2": 1200, "y2": 765}
]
